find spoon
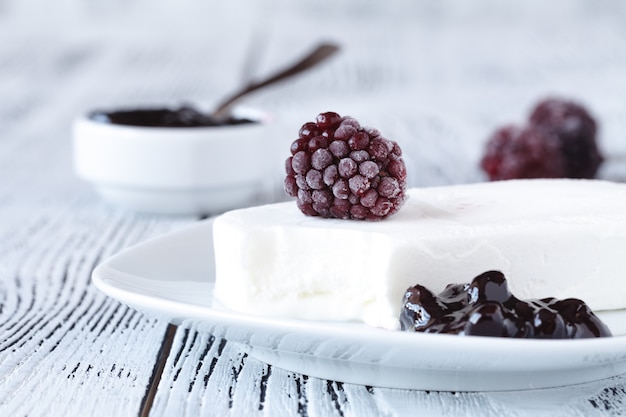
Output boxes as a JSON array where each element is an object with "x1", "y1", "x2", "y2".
[{"x1": 211, "y1": 42, "x2": 340, "y2": 120}]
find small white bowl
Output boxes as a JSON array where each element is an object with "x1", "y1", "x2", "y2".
[{"x1": 73, "y1": 106, "x2": 275, "y2": 215}]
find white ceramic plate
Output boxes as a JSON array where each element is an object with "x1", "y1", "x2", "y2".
[{"x1": 92, "y1": 220, "x2": 626, "y2": 392}]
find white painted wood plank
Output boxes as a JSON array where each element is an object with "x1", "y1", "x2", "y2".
[
  {"x1": 146, "y1": 324, "x2": 626, "y2": 417},
  {"x1": 0, "y1": 204, "x2": 194, "y2": 416}
]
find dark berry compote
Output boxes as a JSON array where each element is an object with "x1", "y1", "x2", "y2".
[
  {"x1": 89, "y1": 105, "x2": 255, "y2": 127},
  {"x1": 400, "y1": 270, "x2": 612, "y2": 339},
  {"x1": 481, "y1": 97, "x2": 603, "y2": 180},
  {"x1": 284, "y1": 111, "x2": 408, "y2": 221}
]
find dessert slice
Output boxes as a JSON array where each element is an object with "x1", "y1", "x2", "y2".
[{"x1": 213, "y1": 179, "x2": 626, "y2": 329}]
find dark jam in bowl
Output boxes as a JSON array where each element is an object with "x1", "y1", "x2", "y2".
[
  {"x1": 400, "y1": 270, "x2": 612, "y2": 339},
  {"x1": 88, "y1": 105, "x2": 257, "y2": 128}
]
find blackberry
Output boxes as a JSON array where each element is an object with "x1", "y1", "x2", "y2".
[
  {"x1": 480, "y1": 98, "x2": 603, "y2": 180},
  {"x1": 400, "y1": 270, "x2": 612, "y2": 339},
  {"x1": 284, "y1": 112, "x2": 407, "y2": 220},
  {"x1": 529, "y1": 98, "x2": 603, "y2": 178},
  {"x1": 480, "y1": 125, "x2": 567, "y2": 180}
]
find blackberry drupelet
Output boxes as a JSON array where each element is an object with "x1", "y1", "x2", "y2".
[
  {"x1": 400, "y1": 270, "x2": 612, "y2": 339},
  {"x1": 284, "y1": 112, "x2": 408, "y2": 220}
]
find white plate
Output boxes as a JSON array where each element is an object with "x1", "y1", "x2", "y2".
[{"x1": 92, "y1": 220, "x2": 626, "y2": 392}]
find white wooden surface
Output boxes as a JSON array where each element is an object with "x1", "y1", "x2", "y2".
[{"x1": 1, "y1": 1, "x2": 626, "y2": 416}]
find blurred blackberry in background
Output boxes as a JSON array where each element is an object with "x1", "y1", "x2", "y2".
[
  {"x1": 529, "y1": 98, "x2": 603, "y2": 179},
  {"x1": 481, "y1": 125, "x2": 567, "y2": 180},
  {"x1": 481, "y1": 98, "x2": 603, "y2": 181}
]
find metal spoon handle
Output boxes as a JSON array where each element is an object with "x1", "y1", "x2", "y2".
[{"x1": 212, "y1": 42, "x2": 340, "y2": 118}]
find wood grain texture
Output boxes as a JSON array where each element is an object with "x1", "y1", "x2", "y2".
[
  {"x1": 0, "y1": 200, "x2": 194, "y2": 416},
  {"x1": 145, "y1": 323, "x2": 626, "y2": 417},
  {"x1": 1, "y1": 0, "x2": 626, "y2": 416}
]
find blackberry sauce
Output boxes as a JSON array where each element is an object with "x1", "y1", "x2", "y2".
[
  {"x1": 400, "y1": 270, "x2": 612, "y2": 339},
  {"x1": 88, "y1": 105, "x2": 256, "y2": 128}
]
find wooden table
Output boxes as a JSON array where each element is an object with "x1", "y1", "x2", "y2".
[{"x1": 2, "y1": 1, "x2": 626, "y2": 415}]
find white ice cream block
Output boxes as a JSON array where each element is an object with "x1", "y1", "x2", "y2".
[{"x1": 213, "y1": 179, "x2": 626, "y2": 329}]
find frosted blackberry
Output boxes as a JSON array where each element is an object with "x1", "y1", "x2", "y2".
[
  {"x1": 480, "y1": 97, "x2": 603, "y2": 181},
  {"x1": 529, "y1": 98, "x2": 603, "y2": 178},
  {"x1": 400, "y1": 270, "x2": 612, "y2": 339},
  {"x1": 284, "y1": 112, "x2": 407, "y2": 220},
  {"x1": 480, "y1": 125, "x2": 567, "y2": 180}
]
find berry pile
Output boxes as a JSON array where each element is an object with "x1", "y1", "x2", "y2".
[
  {"x1": 400, "y1": 270, "x2": 612, "y2": 339},
  {"x1": 481, "y1": 98, "x2": 603, "y2": 180},
  {"x1": 284, "y1": 112, "x2": 407, "y2": 220}
]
